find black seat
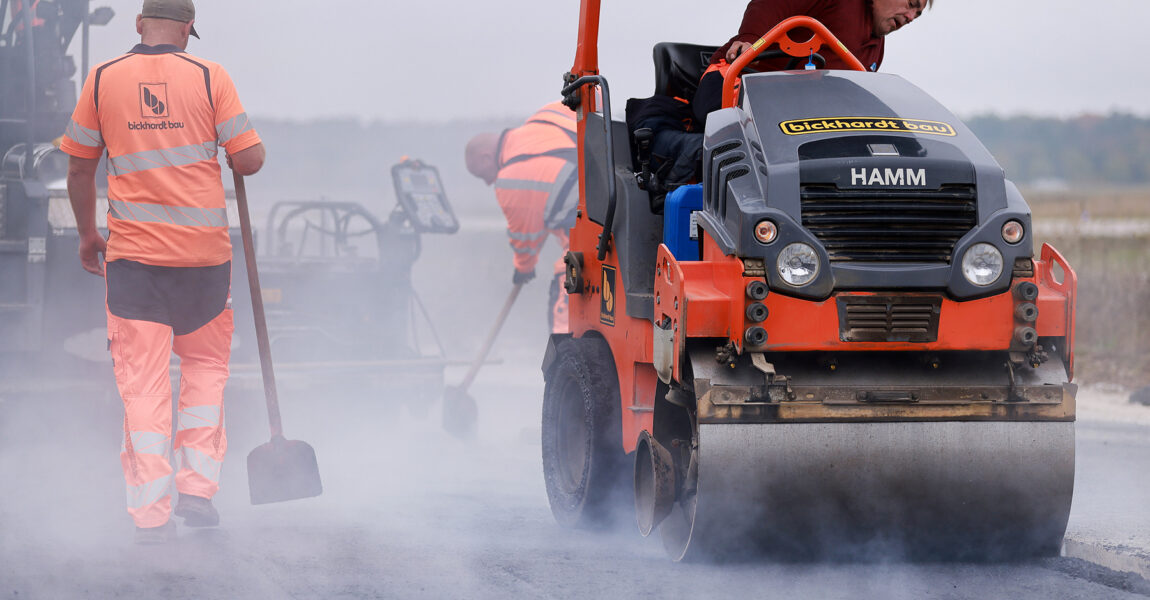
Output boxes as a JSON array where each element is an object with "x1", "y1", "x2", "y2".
[{"x1": 652, "y1": 42, "x2": 720, "y2": 101}]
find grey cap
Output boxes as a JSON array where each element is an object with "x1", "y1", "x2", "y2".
[{"x1": 141, "y1": 0, "x2": 200, "y2": 38}]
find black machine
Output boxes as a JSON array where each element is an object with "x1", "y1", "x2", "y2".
[
  {"x1": 250, "y1": 158, "x2": 459, "y2": 378},
  {"x1": 0, "y1": 1, "x2": 114, "y2": 380},
  {"x1": 0, "y1": 4, "x2": 459, "y2": 409}
]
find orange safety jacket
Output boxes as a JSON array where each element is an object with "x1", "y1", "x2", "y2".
[
  {"x1": 60, "y1": 43, "x2": 261, "y2": 268},
  {"x1": 494, "y1": 101, "x2": 578, "y2": 275}
]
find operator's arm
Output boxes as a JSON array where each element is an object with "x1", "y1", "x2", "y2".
[
  {"x1": 66, "y1": 155, "x2": 107, "y2": 276},
  {"x1": 496, "y1": 186, "x2": 545, "y2": 283},
  {"x1": 228, "y1": 142, "x2": 265, "y2": 176}
]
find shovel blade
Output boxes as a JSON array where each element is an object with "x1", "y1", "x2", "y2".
[
  {"x1": 442, "y1": 386, "x2": 478, "y2": 439},
  {"x1": 247, "y1": 436, "x2": 323, "y2": 505}
]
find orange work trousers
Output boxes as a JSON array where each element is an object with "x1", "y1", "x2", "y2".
[{"x1": 108, "y1": 307, "x2": 233, "y2": 528}]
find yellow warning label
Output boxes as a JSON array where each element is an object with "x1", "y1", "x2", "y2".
[
  {"x1": 779, "y1": 117, "x2": 956, "y2": 136},
  {"x1": 600, "y1": 265, "x2": 616, "y2": 327}
]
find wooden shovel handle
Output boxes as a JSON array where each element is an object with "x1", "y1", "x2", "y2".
[
  {"x1": 233, "y1": 170, "x2": 283, "y2": 439},
  {"x1": 458, "y1": 283, "x2": 523, "y2": 392}
]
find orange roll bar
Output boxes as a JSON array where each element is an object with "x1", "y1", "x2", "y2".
[{"x1": 722, "y1": 16, "x2": 867, "y2": 108}]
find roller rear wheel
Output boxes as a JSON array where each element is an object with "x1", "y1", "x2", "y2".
[{"x1": 541, "y1": 336, "x2": 629, "y2": 528}]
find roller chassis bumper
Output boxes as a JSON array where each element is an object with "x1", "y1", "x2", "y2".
[
  {"x1": 689, "y1": 347, "x2": 1077, "y2": 425},
  {"x1": 697, "y1": 381, "x2": 1077, "y2": 424}
]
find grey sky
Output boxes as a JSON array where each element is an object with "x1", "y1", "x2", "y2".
[{"x1": 80, "y1": 0, "x2": 1150, "y2": 122}]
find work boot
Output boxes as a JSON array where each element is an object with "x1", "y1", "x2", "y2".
[
  {"x1": 134, "y1": 519, "x2": 177, "y2": 545},
  {"x1": 174, "y1": 493, "x2": 220, "y2": 527}
]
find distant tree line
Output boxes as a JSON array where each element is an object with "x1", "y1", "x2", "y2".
[
  {"x1": 248, "y1": 113, "x2": 1150, "y2": 204},
  {"x1": 966, "y1": 113, "x2": 1150, "y2": 186}
]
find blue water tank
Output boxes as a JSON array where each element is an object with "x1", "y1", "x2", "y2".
[{"x1": 663, "y1": 184, "x2": 703, "y2": 260}]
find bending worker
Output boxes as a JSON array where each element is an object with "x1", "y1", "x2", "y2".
[
  {"x1": 692, "y1": 0, "x2": 932, "y2": 124},
  {"x1": 61, "y1": 0, "x2": 265, "y2": 543},
  {"x1": 464, "y1": 101, "x2": 578, "y2": 333}
]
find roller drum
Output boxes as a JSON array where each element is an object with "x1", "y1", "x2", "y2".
[{"x1": 661, "y1": 421, "x2": 1075, "y2": 561}]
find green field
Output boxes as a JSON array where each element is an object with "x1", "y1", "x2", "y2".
[{"x1": 1027, "y1": 187, "x2": 1150, "y2": 388}]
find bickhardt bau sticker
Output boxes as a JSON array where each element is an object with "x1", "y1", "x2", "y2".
[{"x1": 779, "y1": 117, "x2": 956, "y2": 136}]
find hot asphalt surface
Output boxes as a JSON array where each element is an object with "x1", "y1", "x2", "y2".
[{"x1": 1, "y1": 358, "x2": 1149, "y2": 599}]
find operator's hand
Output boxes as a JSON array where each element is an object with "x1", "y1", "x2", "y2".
[
  {"x1": 78, "y1": 230, "x2": 107, "y2": 277},
  {"x1": 726, "y1": 41, "x2": 752, "y2": 62},
  {"x1": 512, "y1": 269, "x2": 536, "y2": 286}
]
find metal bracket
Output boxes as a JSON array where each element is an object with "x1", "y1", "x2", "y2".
[{"x1": 750, "y1": 352, "x2": 794, "y2": 402}]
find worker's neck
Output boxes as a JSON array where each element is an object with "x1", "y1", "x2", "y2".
[{"x1": 139, "y1": 33, "x2": 187, "y2": 50}]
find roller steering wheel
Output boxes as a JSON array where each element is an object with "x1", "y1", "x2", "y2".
[
  {"x1": 722, "y1": 16, "x2": 866, "y2": 108},
  {"x1": 737, "y1": 48, "x2": 827, "y2": 74}
]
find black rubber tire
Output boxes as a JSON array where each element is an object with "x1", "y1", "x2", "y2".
[{"x1": 541, "y1": 336, "x2": 628, "y2": 529}]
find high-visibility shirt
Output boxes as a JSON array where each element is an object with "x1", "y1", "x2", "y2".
[
  {"x1": 60, "y1": 43, "x2": 261, "y2": 268},
  {"x1": 494, "y1": 101, "x2": 578, "y2": 274}
]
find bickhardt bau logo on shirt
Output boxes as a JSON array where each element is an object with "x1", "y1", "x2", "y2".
[
  {"x1": 140, "y1": 83, "x2": 169, "y2": 118},
  {"x1": 129, "y1": 83, "x2": 184, "y2": 131}
]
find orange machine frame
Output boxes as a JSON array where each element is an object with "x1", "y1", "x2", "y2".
[{"x1": 564, "y1": 1, "x2": 1076, "y2": 452}]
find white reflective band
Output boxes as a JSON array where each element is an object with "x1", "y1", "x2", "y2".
[
  {"x1": 107, "y1": 141, "x2": 218, "y2": 176},
  {"x1": 126, "y1": 474, "x2": 172, "y2": 509},
  {"x1": 495, "y1": 177, "x2": 553, "y2": 192},
  {"x1": 216, "y1": 112, "x2": 253, "y2": 145},
  {"x1": 109, "y1": 197, "x2": 228, "y2": 227},
  {"x1": 177, "y1": 446, "x2": 222, "y2": 484},
  {"x1": 507, "y1": 229, "x2": 548, "y2": 241},
  {"x1": 177, "y1": 404, "x2": 221, "y2": 432},
  {"x1": 510, "y1": 241, "x2": 543, "y2": 256},
  {"x1": 537, "y1": 109, "x2": 577, "y2": 125},
  {"x1": 543, "y1": 162, "x2": 579, "y2": 228},
  {"x1": 124, "y1": 430, "x2": 170, "y2": 457},
  {"x1": 66, "y1": 120, "x2": 103, "y2": 148}
]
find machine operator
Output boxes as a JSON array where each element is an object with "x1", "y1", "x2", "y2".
[{"x1": 692, "y1": 0, "x2": 933, "y2": 124}]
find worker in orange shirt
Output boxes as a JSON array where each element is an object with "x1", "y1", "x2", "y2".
[
  {"x1": 61, "y1": 0, "x2": 265, "y2": 544},
  {"x1": 464, "y1": 101, "x2": 578, "y2": 333}
]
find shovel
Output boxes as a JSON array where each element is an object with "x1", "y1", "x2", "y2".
[
  {"x1": 233, "y1": 170, "x2": 323, "y2": 505},
  {"x1": 442, "y1": 283, "x2": 523, "y2": 437}
]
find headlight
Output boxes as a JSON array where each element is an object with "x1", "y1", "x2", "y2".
[
  {"x1": 777, "y1": 242, "x2": 819, "y2": 286},
  {"x1": 961, "y1": 243, "x2": 1004, "y2": 286}
]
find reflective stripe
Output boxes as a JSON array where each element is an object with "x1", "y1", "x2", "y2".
[
  {"x1": 177, "y1": 404, "x2": 221, "y2": 432},
  {"x1": 216, "y1": 112, "x2": 253, "y2": 146},
  {"x1": 536, "y1": 109, "x2": 577, "y2": 126},
  {"x1": 510, "y1": 242, "x2": 543, "y2": 256},
  {"x1": 109, "y1": 197, "x2": 228, "y2": 227},
  {"x1": 65, "y1": 120, "x2": 103, "y2": 148},
  {"x1": 495, "y1": 177, "x2": 553, "y2": 192},
  {"x1": 542, "y1": 162, "x2": 579, "y2": 229},
  {"x1": 126, "y1": 474, "x2": 172, "y2": 509},
  {"x1": 124, "y1": 430, "x2": 171, "y2": 457},
  {"x1": 107, "y1": 141, "x2": 218, "y2": 176},
  {"x1": 507, "y1": 229, "x2": 548, "y2": 241},
  {"x1": 177, "y1": 446, "x2": 222, "y2": 484}
]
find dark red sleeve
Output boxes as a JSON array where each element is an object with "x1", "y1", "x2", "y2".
[
  {"x1": 711, "y1": 0, "x2": 821, "y2": 64},
  {"x1": 736, "y1": 0, "x2": 820, "y2": 44}
]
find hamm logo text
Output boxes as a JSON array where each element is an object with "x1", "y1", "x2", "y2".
[
  {"x1": 851, "y1": 168, "x2": 926, "y2": 187},
  {"x1": 779, "y1": 117, "x2": 956, "y2": 136}
]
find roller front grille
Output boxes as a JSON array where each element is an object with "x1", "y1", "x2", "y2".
[
  {"x1": 801, "y1": 185, "x2": 977, "y2": 263},
  {"x1": 837, "y1": 295, "x2": 942, "y2": 343}
]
